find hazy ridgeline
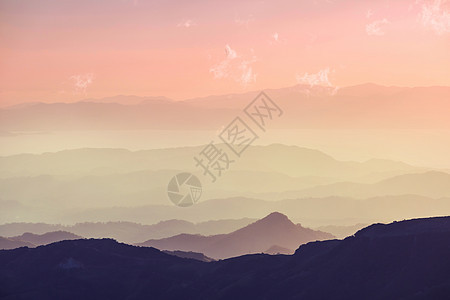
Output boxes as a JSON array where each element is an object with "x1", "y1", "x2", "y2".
[{"x1": 1, "y1": 144, "x2": 450, "y2": 227}]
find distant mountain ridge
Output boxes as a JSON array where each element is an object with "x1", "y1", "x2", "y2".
[
  {"x1": 1, "y1": 84, "x2": 449, "y2": 130},
  {"x1": 282, "y1": 171, "x2": 450, "y2": 198},
  {"x1": 137, "y1": 212, "x2": 333, "y2": 259},
  {"x1": 0, "y1": 218, "x2": 256, "y2": 244},
  {"x1": 0, "y1": 144, "x2": 419, "y2": 179},
  {"x1": 0, "y1": 144, "x2": 430, "y2": 224},
  {"x1": 0, "y1": 237, "x2": 35, "y2": 250},
  {"x1": 0, "y1": 230, "x2": 81, "y2": 250}
]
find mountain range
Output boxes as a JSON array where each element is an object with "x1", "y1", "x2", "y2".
[
  {"x1": 0, "y1": 216, "x2": 448, "y2": 299},
  {"x1": 137, "y1": 212, "x2": 333, "y2": 259},
  {"x1": 0, "y1": 213, "x2": 333, "y2": 258},
  {"x1": 0, "y1": 144, "x2": 420, "y2": 180},
  {"x1": 260, "y1": 170, "x2": 450, "y2": 199},
  {"x1": 3, "y1": 193, "x2": 448, "y2": 228},
  {"x1": 0, "y1": 218, "x2": 255, "y2": 244},
  {"x1": 2, "y1": 144, "x2": 444, "y2": 225}
]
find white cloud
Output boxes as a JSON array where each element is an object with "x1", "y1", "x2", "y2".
[
  {"x1": 419, "y1": 0, "x2": 450, "y2": 35},
  {"x1": 177, "y1": 19, "x2": 196, "y2": 28},
  {"x1": 272, "y1": 32, "x2": 279, "y2": 42},
  {"x1": 210, "y1": 45, "x2": 257, "y2": 86},
  {"x1": 239, "y1": 61, "x2": 257, "y2": 85},
  {"x1": 366, "y1": 9, "x2": 374, "y2": 19},
  {"x1": 225, "y1": 44, "x2": 237, "y2": 59},
  {"x1": 366, "y1": 18, "x2": 389, "y2": 36},
  {"x1": 296, "y1": 68, "x2": 333, "y2": 87},
  {"x1": 295, "y1": 68, "x2": 339, "y2": 95},
  {"x1": 70, "y1": 73, "x2": 94, "y2": 94},
  {"x1": 269, "y1": 32, "x2": 287, "y2": 45}
]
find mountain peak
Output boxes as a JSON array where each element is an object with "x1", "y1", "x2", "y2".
[{"x1": 260, "y1": 212, "x2": 290, "y2": 223}]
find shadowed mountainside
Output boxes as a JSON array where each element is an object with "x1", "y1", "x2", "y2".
[{"x1": 0, "y1": 216, "x2": 449, "y2": 299}]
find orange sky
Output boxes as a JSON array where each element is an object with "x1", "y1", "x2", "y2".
[{"x1": 0, "y1": 0, "x2": 449, "y2": 106}]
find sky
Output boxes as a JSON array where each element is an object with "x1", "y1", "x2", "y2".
[{"x1": 0, "y1": 0, "x2": 449, "y2": 106}]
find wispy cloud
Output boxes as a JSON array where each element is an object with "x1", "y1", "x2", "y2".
[
  {"x1": 366, "y1": 9, "x2": 374, "y2": 19},
  {"x1": 366, "y1": 18, "x2": 389, "y2": 36},
  {"x1": 238, "y1": 60, "x2": 257, "y2": 85},
  {"x1": 210, "y1": 45, "x2": 257, "y2": 86},
  {"x1": 177, "y1": 19, "x2": 196, "y2": 28},
  {"x1": 296, "y1": 68, "x2": 338, "y2": 95},
  {"x1": 272, "y1": 32, "x2": 279, "y2": 42},
  {"x1": 70, "y1": 73, "x2": 94, "y2": 94},
  {"x1": 225, "y1": 44, "x2": 237, "y2": 59},
  {"x1": 419, "y1": 0, "x2": 450, "y2": 35}
]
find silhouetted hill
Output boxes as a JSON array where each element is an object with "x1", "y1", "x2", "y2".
[
  {"x1": 137, "y1": 212, "x2": 333, "y2": 259},
  {"x1": 0, "y1": 216, "x2": 449, "y2": 299},
  {"x1": 0, "y1": 238, "x2": 205, "y2": 299}
]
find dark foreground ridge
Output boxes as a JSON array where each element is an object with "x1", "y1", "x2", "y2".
[{"x1": 0, "y1": 216, "x2": 449, "y2": 299}]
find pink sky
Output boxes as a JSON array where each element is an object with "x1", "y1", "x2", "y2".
[{"x1": 0, "y1": 0, "x2": 449, "y2": 106}]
